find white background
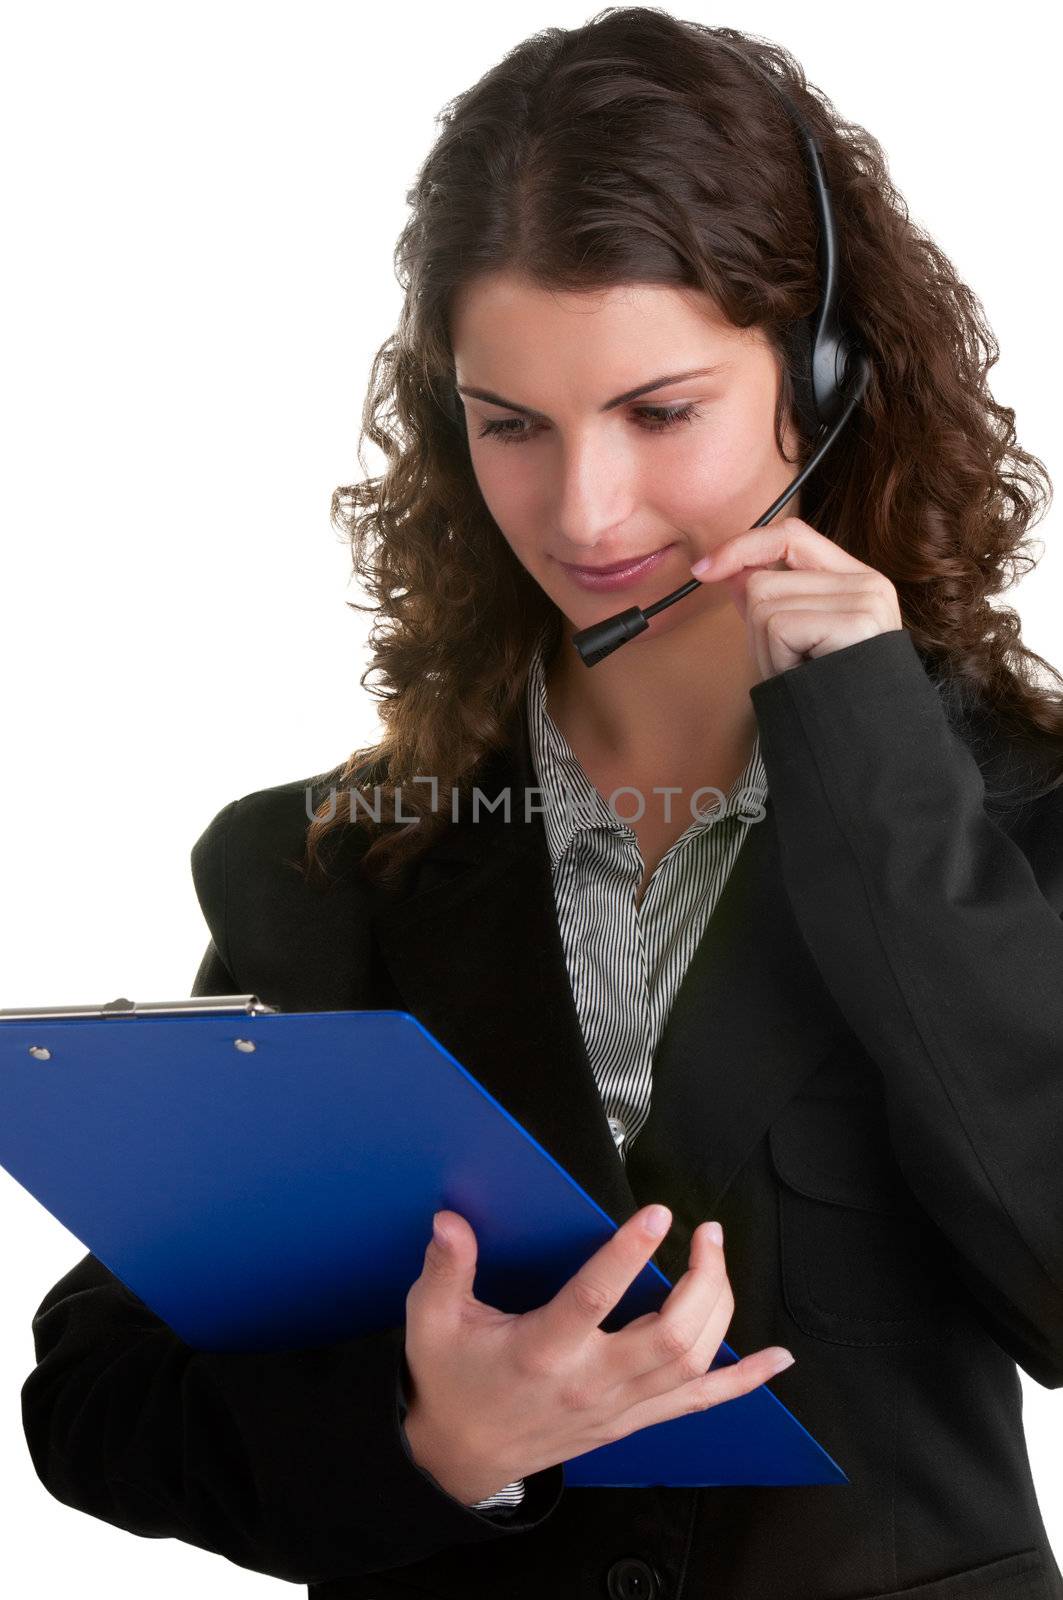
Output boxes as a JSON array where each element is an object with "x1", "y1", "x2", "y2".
[{"x1": 1, "y1": 1, "x2": 1059, "y2": 1592}]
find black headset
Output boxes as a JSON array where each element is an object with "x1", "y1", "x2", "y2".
[{"x1": 442, "y1": 41, "x2": 872, "y2": 667}]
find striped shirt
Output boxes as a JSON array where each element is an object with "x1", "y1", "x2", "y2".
[{"x1": 471, "y1": 638, "x2": 769, "y2": 1513}]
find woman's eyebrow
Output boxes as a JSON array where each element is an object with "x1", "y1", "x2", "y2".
[{"x1": 455, "y1": 364, "x2": 728, "y2": 420}]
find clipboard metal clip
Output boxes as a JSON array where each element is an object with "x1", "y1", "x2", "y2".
[{"x1": 0, "y1": 995, "x2": 278, "y2": 1021}]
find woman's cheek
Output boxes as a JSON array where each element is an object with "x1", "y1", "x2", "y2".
[
  {"x1": 468, "y1": 464, "x2": 537, "y2": 569},
  {"x1": 477, "y1": 459, "x2": 549, "y2": 560}
]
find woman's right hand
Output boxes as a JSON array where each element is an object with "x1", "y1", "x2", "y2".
[{"x1": 401, "y1": 1203, "x2": 795, "y2": 1506}]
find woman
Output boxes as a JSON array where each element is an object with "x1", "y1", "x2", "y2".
[{"x1": 21, "y1": 8, "x2": 1063, "y2": 1599}]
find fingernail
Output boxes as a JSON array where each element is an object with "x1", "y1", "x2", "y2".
[
  {"x1": 706, "y1": 1220, "x2": 723, "y2": 1246},
  {"x1": 769, "y1": 1349, "x2": 795, "y2": 1373},
  {"x1": 690, "y1": 553, "x2": 713, "y2": 576},
  {"x1": 432, "y1": 1211, "x2": 449, "y2": 1246},
  {"x1": 644, "y1": 1205, "x2": 671, "y2": 1237}
]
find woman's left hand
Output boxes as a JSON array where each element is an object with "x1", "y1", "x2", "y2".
[{"x1": 688, "y1": 515, "x2": 905, "y2": 685}]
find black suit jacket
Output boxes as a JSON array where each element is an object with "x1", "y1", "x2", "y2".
[{"x1": 20, "y1": 628, "x2": 1063, "y2": 1600}]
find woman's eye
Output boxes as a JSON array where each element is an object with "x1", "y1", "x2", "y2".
[{"x1": 476, "y1": 403, "x2": 702, "y2": 445}]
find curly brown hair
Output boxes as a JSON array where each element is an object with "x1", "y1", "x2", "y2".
[{"x1": 298, "y1": 5, "x2": 1061, "y2": 890}]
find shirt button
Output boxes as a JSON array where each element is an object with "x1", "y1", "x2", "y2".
[{"x1": 607, "y1": 1116, "x2": 627, "y2": 1150}]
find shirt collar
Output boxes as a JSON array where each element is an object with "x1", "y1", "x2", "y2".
[{"x1": 524, "y1": 634, "x2": 769, "y2": 872}]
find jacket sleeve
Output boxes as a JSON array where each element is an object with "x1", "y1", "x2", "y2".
[
  {"x1": 749, "y1": 627, "x2": 1063, "y2": 1390},
  {"x1": 19, "y1": 799, "x2": 563, "y2": 1587}
]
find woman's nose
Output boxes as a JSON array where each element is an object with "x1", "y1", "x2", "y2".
[{"x1": 551, "y1": 431, "x2": 638, "y2": 552}]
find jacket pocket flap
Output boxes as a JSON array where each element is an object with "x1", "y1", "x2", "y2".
[
  {"x1": 848, "y1": 1546, "x2": 1047, "y2": 1599},
  {"x1": 769, "y1": 1095, "x2": 922, "y2": 1217}
]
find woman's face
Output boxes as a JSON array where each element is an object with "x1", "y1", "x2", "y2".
[{"x1": 449, "y1": 269, "x2": 802, "y2": 642}]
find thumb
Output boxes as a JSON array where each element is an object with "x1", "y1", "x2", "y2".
[{"x1": 423, "y1": 1209, "x2": 479, "y2": 1298}]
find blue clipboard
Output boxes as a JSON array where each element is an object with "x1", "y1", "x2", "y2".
[{"x1": 0, "y1": 996, "x2": 847, "y2": 1488}]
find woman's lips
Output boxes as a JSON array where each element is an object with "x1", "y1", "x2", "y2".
[{"x1": 556, "y1": 543, "x2": 676, "y2": 592}]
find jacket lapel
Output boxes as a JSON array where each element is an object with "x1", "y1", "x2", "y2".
[
  {"x1": 367, "y1": 716, "x2": 642, "y2": 1234},
  {"x1": 624, "y1": 796, "x2": 852, "y2": 1279},
  {"x1": 365, "y1": 700, "x2": 849, "y2": 1281}
]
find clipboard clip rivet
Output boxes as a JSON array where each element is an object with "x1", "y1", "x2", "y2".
[
  {"x1": 28, "y1": 1046, "x2": 52, "y2": 1061},
  {"x1": 233, "y1": 1038, "x2": 256, "y2": 1053}
]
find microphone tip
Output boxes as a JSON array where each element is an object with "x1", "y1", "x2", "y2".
[{"x1": 571, "y1": 606, "x2": 649, "y2": 667}]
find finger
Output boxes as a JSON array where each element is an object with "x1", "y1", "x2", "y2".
[
  {"x1": 689, "y1": 517, "x2": 869, "y2": 585},
  {"x1": 607, "y1": 1222, "x2": 735, "y2": 1406},
  {"x1": 741, "y1": 571, "x2": 887, "y2": 599},
  {"x1": 603, "y1": 1342, "x2": 796, "y2": 1446},
  {"x1": 757, "y1": 608, "x2": 887, "y2": 673},
  {"x1": 726, "y1": 571, "x2": 879, "y2": 626},
  {"x1": 406, "y1": 1208, "x2": 480, "y2": 1320},
  {"x1": 745, "y1": 589, "x2": 892, "y2": 627},
  {"x1": 532, "y1": 1205, "x2": 673, "y2": 1363},
  {"x1": 609, "y1": 1221, "x2": 724, "y2": 1380},
  {"x1": 609, "y1": 1218, "x2": 724, "y2": 1356}
]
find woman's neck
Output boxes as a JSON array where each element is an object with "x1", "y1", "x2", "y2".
[{"x1": 543, "y1": 603, "x2": 760, "y2": 782}]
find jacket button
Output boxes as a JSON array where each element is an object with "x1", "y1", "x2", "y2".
[{"x1": 606, "y1": 1556, "x2": 662, "y2": 1599}]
